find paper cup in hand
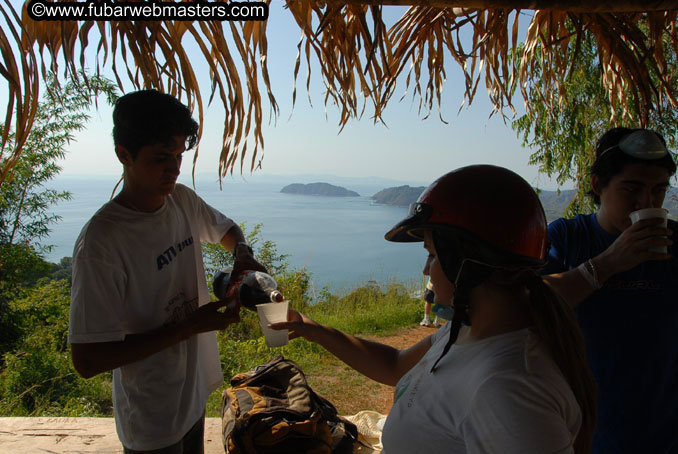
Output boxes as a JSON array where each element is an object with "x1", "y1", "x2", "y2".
[
  {"x1": 256, "y1": 301, "x2": 289, "y2": 347},
  {"x1": 629, "y1": 208, "x2": 669, "y2": 254}
]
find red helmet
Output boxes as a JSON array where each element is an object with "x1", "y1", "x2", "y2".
[{"x1": 384, "y1": 165, "x2": 548, "y2": 264}]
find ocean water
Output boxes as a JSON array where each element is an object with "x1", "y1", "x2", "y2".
[{"x1": 43, "y1": 176, "x2": 427, "y2": 294}]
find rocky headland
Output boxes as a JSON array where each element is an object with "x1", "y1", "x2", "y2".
[{"x1": 281, "y1": 182, "x2": 360, "y2": 197}]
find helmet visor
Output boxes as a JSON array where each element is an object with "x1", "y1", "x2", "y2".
[{"x1": 384, "y1": 202, "x2": 434, "y2": 242}]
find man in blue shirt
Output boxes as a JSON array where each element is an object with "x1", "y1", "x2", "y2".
[{"x1": 543, "y1": 127, "x2": 677, "y2": 454}]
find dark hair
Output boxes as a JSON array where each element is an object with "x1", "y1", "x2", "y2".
[
  {"x1": 112, "y1": 89, "x2": 199, "y2": 159},
  {"x1": 588, "y1": 127, "x2": 677, "y2": 204}
]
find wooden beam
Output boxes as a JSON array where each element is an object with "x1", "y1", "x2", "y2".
[{"x1": 331, "y1": 0, "x2": 678, "y2": 13}]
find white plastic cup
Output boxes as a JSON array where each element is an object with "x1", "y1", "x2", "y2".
[
  {"x1": 256, "y1": 301, "x2": 289, "y2": 347},
  {"x1": 629, "y1": 208, "x2": 669, "y2": 253}
]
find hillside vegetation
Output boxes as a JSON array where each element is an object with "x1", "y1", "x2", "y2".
[
  {"x1": 371, "y1": 185, "x2": 426, "y2": 207},
  {"x1": 0, "y1": 224, "x2": 422, "y2": 417}
]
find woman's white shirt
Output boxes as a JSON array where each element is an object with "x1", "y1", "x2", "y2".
[{"x1": 381, "y1": 324, "x2": 581, "y2": 454}]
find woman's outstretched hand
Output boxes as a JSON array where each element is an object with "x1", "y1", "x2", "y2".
[{"x1": 268, "y1": 309, "x2": 321, "y2": 342}]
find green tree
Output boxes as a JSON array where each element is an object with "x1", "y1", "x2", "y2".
[
  {"x1": 49, "y1": 257, "x2": 73, "y2": 284},
  {"x1": 201, "y1": 222, "x2": 293, "y2": 285},
  {"x1": 0, "y1": 280, "x2": 112, "y2": 416},
  {"x1": 512, "y1": 29, "x2": 678, "y2": 217},
  {"x1": 0, "y1": 243, "x2": 47, "y2": 357},
  {"x1": 0, "y1": 74, "x2": 118, "y2": 357},
  {"x1": 0, "y1": 74, "x2": 117, "y2": 247}
]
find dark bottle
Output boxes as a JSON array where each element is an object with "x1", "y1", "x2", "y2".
[{"x1": 212, "y1": 268, "x2": 284, "y2": 311}]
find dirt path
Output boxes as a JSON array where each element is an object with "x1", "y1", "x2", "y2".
[
  {"x1": 361, "y1": 325, "x2": 437, "y2": 413},
  {"x1": 306, "y1": 324, "x2": 438, "y2": 416}
]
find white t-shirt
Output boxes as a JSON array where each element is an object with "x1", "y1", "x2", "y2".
[
  {"x1": 382, "y1": 324, "x2": 581, "y2": 454},
  {"x1": 68, "y1": 184, "x2": 234, "y2": 451}
]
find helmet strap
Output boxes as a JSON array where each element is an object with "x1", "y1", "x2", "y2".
[
  {"x1": 430, "y1": 259, "x2": 472, "y2": 373},
  {"x1": 453, "y1": 258, "x2": 474, "y2": 327},
  {"x1": 430, "y1": 308, "x2": 464, "y2": 373},
  {"x1": 427, "y1": 226, "x2": 548, "y2": 373}
]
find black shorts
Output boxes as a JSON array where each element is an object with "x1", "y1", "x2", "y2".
[{"x1": 424, "y1": 288, "x2": 435, "y2": 304}]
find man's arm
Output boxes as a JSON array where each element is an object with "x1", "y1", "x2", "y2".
[
  {"x1": 220, "y1": 224, "x2": 246, "y2": 254},
  {"x1": 220, "y1": 224, "x2": 267, "y2": 274},
  {"x1": 271, "y1": 310, "x2": 433, "y2": 386},
  {"x1": 545, "y1": 218, "x2": 672, "y2": 308},
  {"x1": 71, "y1": 299, "x2": 239, "y2": 378},
  {"x1": 543, "y1": 262, "x2": 609, "y2": 308}
]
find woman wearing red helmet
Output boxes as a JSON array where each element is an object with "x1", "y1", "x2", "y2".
[{"x1": 271, "y1": 165, "x2": 596, "y2": 454}]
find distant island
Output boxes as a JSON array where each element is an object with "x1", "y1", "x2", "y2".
[
  {"x1": 280, "y1": 182, "x2": 360, "y2": 197},
  {"x1": 371, "y1": 185, "x2": 426, "y2": 207},
  {"x1": 371, "y1": 185, "x2": 678, "y2": 222}
]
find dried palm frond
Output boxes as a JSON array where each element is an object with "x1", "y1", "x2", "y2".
[
  {"x1": 519, "y1": 10, "x2": 678, "y2": 126},
  {"x1": 310, "y1": 2, "x2": 678, "y2": 128},
  {"x1": 0, "y1": 0, "x2": 39, "y2": 185},
  {"x1": 286, "y1": 1, "x2": 392, "y2": 128},
  {"x1": 338, "y1": 1, "x2": 677, "y2": 14},
  {"x1": 2, "y1": 0, "x2": 277, "y2": 186},
  {"x1": 2, "y1": 0, "x2": 678, "y2": 187}
]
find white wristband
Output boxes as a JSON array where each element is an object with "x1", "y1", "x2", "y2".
[
  {"x1": 587, "y1": 259, "x2": 601, "y2": 289},
  {"x1": 577, "y1": 260, "x2": 601, "y2": 289},
  {"x1": 577, "y1": 262, "x2": 596, "y2": 288}
]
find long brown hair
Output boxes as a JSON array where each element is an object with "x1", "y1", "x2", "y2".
[
  {"x1": 484, "y1": 267, "x2": 597, "y2": 454},
  {"x1": 525, "y1": 275, "x2": 597, "y2": 454},
  {"x1": 434, "y1": 225, "x2": 597, "y2": 453}
]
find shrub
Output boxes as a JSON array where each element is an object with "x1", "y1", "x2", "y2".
[{"x1": 0, "y1": 279, "x2": 112, "y2": 415}]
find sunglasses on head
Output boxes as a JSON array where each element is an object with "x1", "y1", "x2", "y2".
[{"x1": 599, "y1": 129, "x2": 668, "y2": 160}]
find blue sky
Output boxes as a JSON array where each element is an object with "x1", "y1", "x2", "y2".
[{"x1": 5, "y1": 3, "x2": 569, "y2": 189}]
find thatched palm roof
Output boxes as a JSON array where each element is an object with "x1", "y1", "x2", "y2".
[{"x1": 1, "y1": 0, "x2": 677, "y2": 185}]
